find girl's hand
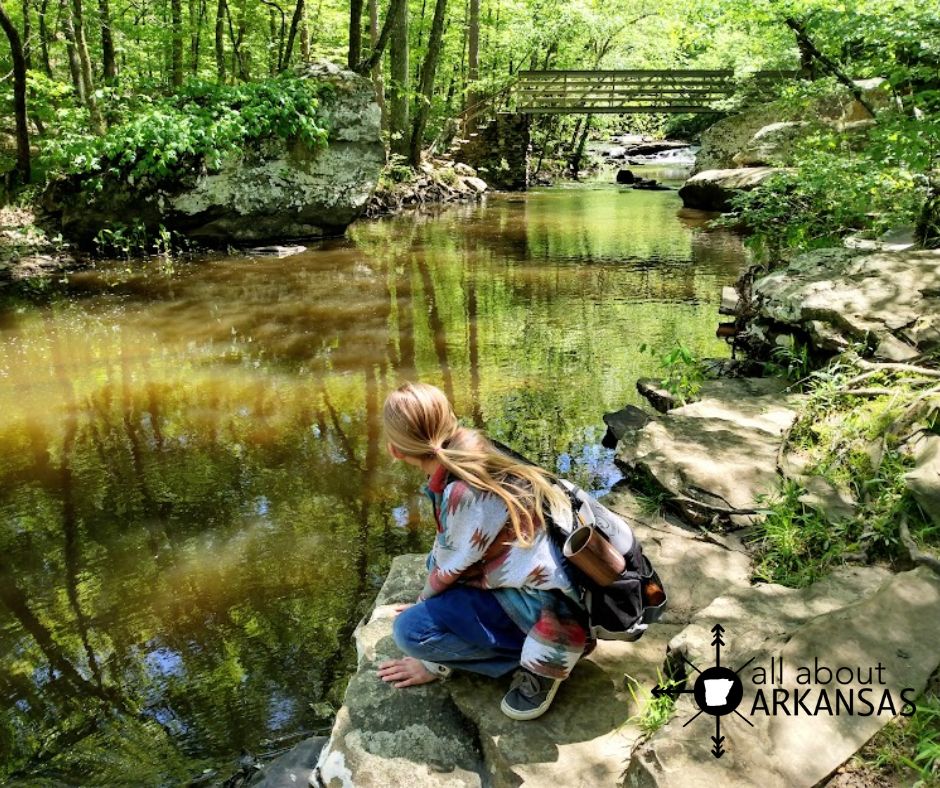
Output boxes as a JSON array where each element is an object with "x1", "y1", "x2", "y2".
[
  {"x1": 393, "y1": 604, "x2": 413, "y2": 614},
  {"x1": 377, "y1": 657, "x2": 437, "y2": 688}
]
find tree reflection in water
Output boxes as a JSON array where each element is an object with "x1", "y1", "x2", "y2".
[{"x1": 0, "y1": 186, "x2": 745, "y2": 783}]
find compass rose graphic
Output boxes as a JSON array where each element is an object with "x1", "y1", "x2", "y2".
[{"x1": 650, "y1": 624, "x2": 754, "y2": 758}]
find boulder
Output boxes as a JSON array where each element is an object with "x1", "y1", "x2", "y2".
[
  {"x1": 314, "y1": 556, "x2": 486, "y2": 788},
  {"x1": 904, "y1": 433, "x2": 940, "y2": 526},
  {"x1": 625, "y1": 566, "x2": 940, "y2": 788},
  {"x1": 616, "y1": 381, "x2": 804, "y2": 524},
  {"x1": 731, "y1": 121, "x2": 809, "y2": 168},
  {"x1": 678, "y1": 168, "x2": 786, "y2": 212},
  {"x1": 42, "y1": 61, "x2": 385, "y2": 247},
  {"x1": 750, "y1": 248, "x2": 940, "y2": 355},
  {"x1": 461, "y1": 176, "x2": 488, "y2": 194}
]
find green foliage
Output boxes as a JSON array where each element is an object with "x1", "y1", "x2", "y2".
[
  {"x1": 764, "y1": 338, "x2": 812, "y2": 382},
  {"x1": 43, "y1": 77, "x2": 330, "y2": 191},
  {"x1": 750, "y1": 359, "x2": 938, "y2": 588},
  {"x1": 628, "y1": 670, "x2": 681, "y2": 735},
  {"x1": 93, "y1": 221, "x2": 189, "y2": 258},
  {"x1": 860, "y1": 690, "x2": 940, "y2": 784},
  {"x1": 714, "y1": 2, "x2": 940, "y2": 257},
  {"x1": 726, "y1": 112, "x2": 938, "y2": 254},
  {"x1": 641, "y1": 340, "x2": 704, "y2": 406},
  {"x1": 751, "y1": 480, "x2": 846, "y2": 586}
]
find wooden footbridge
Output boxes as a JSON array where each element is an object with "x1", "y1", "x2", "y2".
[{"x1": 514, "y1": 69, "x2": 795, "y2": 114}]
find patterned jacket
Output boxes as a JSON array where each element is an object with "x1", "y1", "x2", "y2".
[{"x1": 420, "y1": 464, "x2": 587, "y2": 679}]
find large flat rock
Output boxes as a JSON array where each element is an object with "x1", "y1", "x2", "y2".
[
  {"x1": 625, "y1": 566, "x2": 940, "y2": 788},
  {"x1": 603, "y1": 490, "x2": 753, "y2": 625},
  {"x1": 904, "y1": 433, "x2": 940, "y2": 526},
  {"x1": 752, "y1": 248, "x2": 940, "y2": 357},
  {"x1": 616, "y1": 384, "x2": 804, "y2": 525}
]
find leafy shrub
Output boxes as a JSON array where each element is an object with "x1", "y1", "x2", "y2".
[
  {"x1": 641, "y1": 340, "x2": 704, "y2": 406},
  {"x1": 42, "y1": 76, "x2": 331, "y2": 192},
  {"x1": 724, "y1": 113, "x2": 938, "y2": 255}
]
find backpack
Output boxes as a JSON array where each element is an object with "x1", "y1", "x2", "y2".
[
  {"x1": 492, "y1": 441, "x2": 668, "y2": 642},
  {"x1": 547, "y1": 479, "x2": 668, "y2": 642}
]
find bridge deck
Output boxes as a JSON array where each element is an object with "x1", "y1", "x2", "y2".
[{"x1": 515, "y1": 69, "x2": 795, "y2": 114}]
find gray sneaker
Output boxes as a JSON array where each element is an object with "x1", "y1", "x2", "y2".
[{"x1": 500, "y1": 668, "x2": 562, "y2": 720}]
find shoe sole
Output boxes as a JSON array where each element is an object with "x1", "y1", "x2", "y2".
[{"x1": 499, "y1": 679, "x2": 561, "y2": 721}]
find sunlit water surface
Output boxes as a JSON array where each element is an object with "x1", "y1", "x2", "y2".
[{"x1": 0, "y1": 181, "x2": 745, "y2": 784}]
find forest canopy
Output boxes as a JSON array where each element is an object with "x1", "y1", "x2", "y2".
[{"x1": 0, "y1": 0, "x2": 938, "y2": 250}]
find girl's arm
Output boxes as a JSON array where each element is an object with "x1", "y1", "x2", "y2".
[{"x1": 419, "y1": 481, "x2": 508, "y2": 600}]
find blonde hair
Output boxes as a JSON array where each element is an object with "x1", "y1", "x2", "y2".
[{"x1": 383, "y1": 382, "x2": 569, "y2": 546}]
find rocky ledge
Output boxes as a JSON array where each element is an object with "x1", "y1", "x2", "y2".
[
  {"x1": 746, "y1": 247, "x2": 940, "y2": 361},
  {"x1": 41, "y1": 61, "x2": 385, "y2": 247},
  {"x1": 306, "y1": 485, "x2": 939, "y2": 787}
]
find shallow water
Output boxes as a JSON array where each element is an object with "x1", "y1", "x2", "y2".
[{"x1": 0, "y1": 182, "x2": 745, "y2": 784}]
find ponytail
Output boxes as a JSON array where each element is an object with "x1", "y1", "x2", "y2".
[{"x1": 383, "y1": 383, "x2": 568, "y2": 545}]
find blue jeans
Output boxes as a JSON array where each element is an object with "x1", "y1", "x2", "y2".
[{"x1": 392, "y1": 587, "x2": 526, "y2": 678}]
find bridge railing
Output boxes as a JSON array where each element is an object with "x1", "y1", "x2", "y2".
[{"x1": 514, "y1": 69, "x2": 796, "y2": 114}]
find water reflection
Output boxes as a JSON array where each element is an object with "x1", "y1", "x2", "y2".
[{"x1": 0, "y1": 185, "x2": 745, "y2": 784}]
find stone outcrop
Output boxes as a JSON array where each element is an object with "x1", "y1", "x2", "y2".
[
  {"x1": 625, "y1": 566, "x2": 940, "y2": 788},
  {"x1": 904, "y1": 433, "x2": 940, "y2": 526},
  {"x1": 42, "y1": 61, "x2": 385, "y2": 247},
  {"x1": 692, "y1": 79, "x2": 893, "y2": 175},
  {"x1": 314, "y1": 488, "x2": 754, "y2": 788},
  {"x1": 683, "y1": 79, "x2": 894, "y2": 211},
  {"x1": 747, "y1": 247, "x2": 940, "y2": 359},
  {"x1": 615, "y1": 378, "x2": 804, "y2": 525},
  {"x1": 678, "y1": 167, "x2": 785, "y2": 212},
  {"x1": 731, "y1": 121, "x2": 809, "y2": 168}
]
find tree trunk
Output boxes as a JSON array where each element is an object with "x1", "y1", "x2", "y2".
[
  {"x1": 0, "y1": 0, "x2": 31, "y2": 184},
  {"x1": 214, "y1": 0, "x2": 225, "y2": 80},
  {"x1": 465, "y1": 0, "x2": 479, "y2": 128},
  {"x1": 408, "y1": 0, "x2": 447, "y2": 168},
  {"x1": 98, "y1": 0, "x2": 116, "y2": 80},
  {"x1": 570, "y1": 114, "x2": 592, "y2": 178},
  {"x1": 59, "y1": 0, "x2": 84, "y2": 99},
  {"x1": 785, "y1": 17, "x2": 873, "y2": 116},
  {"x1": 37, "y1": 0, "x2": 52, "y2": 75},
  {"x1": 389, "y1": 0, "x2": 408, "y2": 157},
  {"x1": 70, "y1": 0, "x2": 104, "y2": 132},
  {"x1": 20, "y1": 0, "x2": 31, "y2": 69},
  {"x1": 171, "y1": 0, "x2": 183, "y2": 86},
  {"x1": 281, "y1": 0, "x2": 302, "y2": 68},
  {"x1": 189, "y1": 0, "x2": 205, "y2": 75},
  {"x1": 267, "y1": 7, "x2": 276, "y2": 72},
  {"x1": 347, "y1": 0, "x2": 362, "y2": 70},
  {"x1": 299, "y1": 15, "x2": 308, "y2": 59},
  {"x1": 367, "y1": 0, "x2": 385, "y2": 127},
  {"x1": 354, "y1": 0, "x2": 404, "y2": 74}
]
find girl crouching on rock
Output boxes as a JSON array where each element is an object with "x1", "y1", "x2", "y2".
[{"x1": 377, "y1": 382, "x2": 588, "y2": 720}]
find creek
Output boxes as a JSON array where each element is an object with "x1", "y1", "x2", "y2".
[{"x1": 0, "y1": 176, "x2": 746, "y2": 784}]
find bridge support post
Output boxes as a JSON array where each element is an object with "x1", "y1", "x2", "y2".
[{"x1": 452, "y1": 112, "x2": 530, "y2": 191}]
